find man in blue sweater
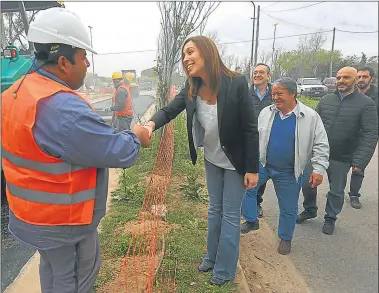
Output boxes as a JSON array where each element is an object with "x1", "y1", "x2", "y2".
[{"x1": 241, "y1": 77, "x2": 329, "y2": 255}]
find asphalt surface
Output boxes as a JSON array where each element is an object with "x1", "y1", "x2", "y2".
[
  {"x1": 261, "y1": 146, "x2": 378, "y2": 293},
  {"x1": 0, "y1": 91, "x2": 155, "y2": 293},
  {"x1": 93, "y1": 90, "x2": 155, "y2": 124}
]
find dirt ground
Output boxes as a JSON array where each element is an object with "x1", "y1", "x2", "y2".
[{"x1": 238, "y1": 218, "x2": 310, "y2": 293}]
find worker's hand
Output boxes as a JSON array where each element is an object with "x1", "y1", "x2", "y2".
[
  {"x1": 309, "y1": 172, "x2": 323, "y2": 188},
  {"x1": 244, "y1": 173, "x2": 258, "y2": 190},
  {"x1": 131, "y1": 124, "x2": 151, "y2": 148},
  {"x1": 142, "y1": 121, "x2": 156, "y2": 138}
]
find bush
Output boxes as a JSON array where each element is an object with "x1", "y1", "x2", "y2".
[
  {"x1": 179, "y1": 160, "x2": 207, "y2": 202},
  {"x1": 111, "y1": 170, "x2": 145, "y2": 203}
]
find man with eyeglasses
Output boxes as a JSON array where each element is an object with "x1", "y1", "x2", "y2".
[{"x1": 247, "y1": 63, "x2": 273, "y2": 220}]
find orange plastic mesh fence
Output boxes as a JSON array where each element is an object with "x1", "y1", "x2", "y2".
[{"x1": 112, "y1": 87, "x2": 177, "y2": 293}]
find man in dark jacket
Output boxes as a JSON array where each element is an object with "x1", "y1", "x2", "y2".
[
  {"x1": 249, "y1": 63, "x2": 273, "y2": 217},
  {"x1": 297, "y1": 67, "x2": 378, "y2": 235},
  {"x1": 346, "y1": 67, "x2": 379, "y2": 208}
]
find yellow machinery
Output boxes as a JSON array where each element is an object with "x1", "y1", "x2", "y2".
[{"x1": 122, "y1": 69, "x2": 139, "y2": 97}]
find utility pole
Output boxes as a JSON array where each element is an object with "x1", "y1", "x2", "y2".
[
  {"x1": 253, "y1": 5, "x2": 260, "y2": 66},
  {"x1": 250, "y1": 1, "x2": 256, "y2": 81},
  {"x1": 88, "y1": 25, "x2": 95, "y2": 89},
  {"x1": 329, "y1": 27, "x2": 336, "y2": 77},
  {"x1": 271, "y1": 23, "x2": 278, "y2": 74}
]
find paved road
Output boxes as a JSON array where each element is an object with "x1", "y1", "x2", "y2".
[
  {"x1": 261, "y1": 146, "x2": 378, "y2": 293},
  {"x1": 0, "y1": 92, "x2": 155, "y2": 293},
  {"x1": 93, "y1": 90, "x2": 155, "y2": 124}
]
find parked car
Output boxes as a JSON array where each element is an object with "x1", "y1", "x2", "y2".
[
  {"x1": 323, "y1": 77, "x2": 337, "y2": 93},
  {"x1": 297, "y1": 78, "x2": 328, "y2": 98}
]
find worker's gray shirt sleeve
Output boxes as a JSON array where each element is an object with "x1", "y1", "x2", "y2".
[
  {"x1": 33, "y1": 92, "x2": 140, "y2": 169},
  {"x1": 110, "y1": 88, "x2": 128, "y2": 111}
]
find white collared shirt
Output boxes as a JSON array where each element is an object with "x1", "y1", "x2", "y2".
[{"x1": 274, "y1": 103, "x2": 299, "y2": 120}]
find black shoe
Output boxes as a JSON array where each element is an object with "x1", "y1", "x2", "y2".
[
  {"x1": 210, "y1": 276, "x2": 229, "y2": 286},
  {"x1": 350, "y1": 196, "x2": 362, "y2": 209},
  {"x1": 296, "y1": 211, "x2": 317, "y2": 224},
  {"x1": 322, "y1": 221, "x2": 335, "y2": 235},
  {"x1": 257, "y1": 205, "x2": 263, "y2": 218},
  {"x1": 278, "y1": 239, "x2": 292, "y2": 255},
  {"x1": 241, "y1": 220, "x2": 259, "y2": 234}
]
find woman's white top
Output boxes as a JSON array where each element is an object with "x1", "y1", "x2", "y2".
[{"x1": 196, "y1": 96, "x2": 235, "y2": 170}]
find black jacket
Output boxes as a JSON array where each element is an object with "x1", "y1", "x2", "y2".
[
  {"x1": 316, "y1": 89, "x2": 378, "y2": 169},
  {"x1": 364, "y1": 84, "x2": 378, "y2": 118},
  {"x1": 249, "y1": 83, "x2": 273, "y2": 117},
  {"x1": 151, "y1": 74, "x2": 259, "y2": 174}
]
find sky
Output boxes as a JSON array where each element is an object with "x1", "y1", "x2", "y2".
[{"x1": 63, "y1": 1, "x2": 379, "y2": 77}]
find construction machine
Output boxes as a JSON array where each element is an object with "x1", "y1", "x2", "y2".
[{"x1": 122, "y1": 69, "x2": 140, "y2": 97}]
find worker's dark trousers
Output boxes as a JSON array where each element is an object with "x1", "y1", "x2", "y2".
[
  {"x1": 39, "y1": 230, "x2": 101, "y2": 293},
  {"x1": 301, "y1": 160, "x2": 351, "y2": 223},
  {"x1": 112, "y1": 115, "x2": 133, "y2": 132},
  {"x1": 348, "y1": 168, "x2": 365, "y2": 198}
]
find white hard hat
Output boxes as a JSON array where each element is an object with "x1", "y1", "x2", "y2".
[{"x1": 27, "y1": 7, "x2": 96, "y2": 54}]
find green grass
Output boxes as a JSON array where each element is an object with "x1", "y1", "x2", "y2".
[
  {"x1": 298, "y1": 95, "x2": 320, "y2": 109},
  {"x1": 155, "y1": 114, "x2": 238, "y2": 293},
  {"x1": 95, "y1": 113, "x2": 238, "y2": 292},
  {"x1": 93, "y1": 131, "x2": 160, "y2": 291}
]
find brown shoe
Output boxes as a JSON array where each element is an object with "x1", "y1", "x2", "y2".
[{"x1": 278, "y1": 239, "x2": 291, "y2": 255}]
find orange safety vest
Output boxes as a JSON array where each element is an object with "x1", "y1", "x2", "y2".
[
  {"x1": 112, "y1": 83, "x2": 133, "y2": 117},
  {"x1": 1, "y1": 72, "x2": 97, "y2": 226}
]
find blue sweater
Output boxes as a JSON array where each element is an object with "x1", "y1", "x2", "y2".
[{"x1": 266, "y1": 112, "x2": 296, "y2": 171}]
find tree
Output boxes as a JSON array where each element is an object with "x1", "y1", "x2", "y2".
[
  {"x1": 222, "y1": 53, "x2": 236, "y2": 69},
  {"x1": 156, "y1": 1, "x2": 220, "y2": 108},
  {"x1": 204, "y1": 30, "x2": 226, "y2": 58},
  {"x1": 258, "y1": 50, "x2": 272, "y2": 65},
  {"x1": 1, "y1": 10, "x2": 38, "y2": 50},
  {"x1": 141, "y1": 68, "x2": 156, "y2": 77},
  {"x1": 359, "y1": 52, "x2": 367, "y2": 68}
]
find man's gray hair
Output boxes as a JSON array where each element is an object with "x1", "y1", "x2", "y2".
[{"x1": 273, "y1": 77, "x2": 298, "y2": 97}]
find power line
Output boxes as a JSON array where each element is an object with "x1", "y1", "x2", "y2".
[
  {"x1": 96, "y1": 29, "x2": 377, "y2": 56},
  {"x1": 219, "y1": 30, "x2": 332, "y2": 45},
  {"x1": 263, "y1": 2, "x2": 325, "y2": 12},
  {"x1": 262, "y1": 11, "x2": 328, "y2": 30},
  {"x1": 263, "y1": 12, "x2": 379, "y2": 34},
  {"x1": 261, "y1": 2, "x2": 279, "y2": 9},
  {"x1": 336, "y1": 29, "x2": 378, "y2": 34},
  {"x1": 97, "y1": 49, "x2": 156, "y2": 56}
]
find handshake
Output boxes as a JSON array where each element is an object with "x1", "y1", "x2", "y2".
[{"x1": 131, "y1": 121, "x2": 155, "y2": 148}]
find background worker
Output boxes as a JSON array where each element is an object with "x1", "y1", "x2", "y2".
[
  {"x1": 107, "y1": 72, "x2": 134, "y2": 131},
  {"x1": 1, "y1": 7, "x2": 150, "y2": 293}
]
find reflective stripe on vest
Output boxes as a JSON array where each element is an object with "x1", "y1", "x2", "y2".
[
  {"x1": 2, "y1": 147, "x2": 87, "y2": 175},
  {"x1": 113, "y1": 84, "x2": 133, "y2": 117},
  {"x1": 7, "y1": 182, "x2": 95, "y2": 205},
  {"x1": 1, "y1": 72, "x2": 97, "y2": 226}
]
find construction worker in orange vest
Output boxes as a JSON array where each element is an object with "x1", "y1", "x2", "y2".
[
  {"x1": 1, "y1": 7, "x2": 150, "y2": 293},
  {"x1": 106, "y1": 72, "x2": 134, "y2": 132}
]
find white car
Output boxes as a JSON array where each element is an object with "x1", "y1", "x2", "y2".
[{"x1": 297, "y1": 78, "x2": 328, "y2": 98}]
